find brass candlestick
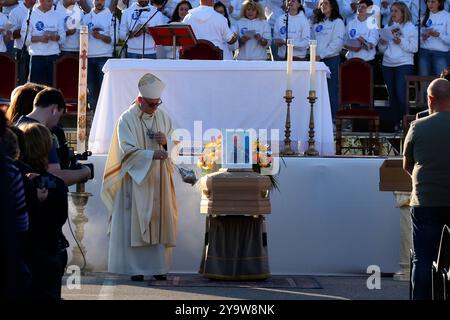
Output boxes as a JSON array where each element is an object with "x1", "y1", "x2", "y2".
[
  {"x1": 69, "y1": 182, "x2": 92, "y2": 274},
  {"x1": 280, "y1": 89, "x2": 297, "y2": 156},
  {"x1": 304, "y1": 90, "x2": 319, "y2": 156}
]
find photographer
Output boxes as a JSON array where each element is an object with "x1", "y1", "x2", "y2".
[
  {"x1": 15, "y1": 87, "x2": 92, "y2": 186},
  {"x1": 17, "y1": 122, "x2": 69, "y2": 300}
]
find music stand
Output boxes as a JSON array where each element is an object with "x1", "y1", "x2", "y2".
[{"x1": 148, "y1": 23, "x2": 197, "y2": 60}]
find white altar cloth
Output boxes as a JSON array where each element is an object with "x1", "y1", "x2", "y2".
[
  {"x1": 65, "y1": 156, "x2": 399, "y2": 275},
  {"x1": 88, "y1": 59, "x2": 334, "y2": 155}
]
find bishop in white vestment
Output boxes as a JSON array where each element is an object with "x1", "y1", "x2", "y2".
[{"x1": 101, "y1": 73, "x2": 178, "y2": 280}]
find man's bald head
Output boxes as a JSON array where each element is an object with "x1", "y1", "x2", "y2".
[{"x1": 428, "y1": 78, "x2": 450, "y2": 113}]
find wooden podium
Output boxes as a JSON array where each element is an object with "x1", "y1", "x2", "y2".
[
  {"x1": 148, "y1": 23, "x2": 197, "y2": 60},
  {"x1": 379, "y1": 158, "x2": 411, "y2": 192}
]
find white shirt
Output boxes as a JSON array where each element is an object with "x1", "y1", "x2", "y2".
[
  {"x1": 182, "y1": 5, "x2": 235, "y2": 53},
  {"x1": 274, "y1": 11, "x2": 310, "y2": 59},
  {"x1": 0, "y1": 12, "x2": 9, "y2": 52},
  {"x1": 378, "y1": 21, "x2": 418, "y2": 67},
  {"x1": 312, "y1": 18, "x2": 345, "y2": 59},
  {"x1": 235, "y1": 17, "x2": 271, "y2": 60},
  {"x1": 119, "y1": 4, "x2": 165, "y2": 54},
  {"x1": 8, "y1": 2, "x2": 32, "y2": 49},
  {"x1": 345, "y1": 15, "x2": 379, "y2": 61},
  {"x1": 82, "y1": 8, "x2": 114, "y2": 57},
  {"x1": 22, "y1": 6, "x2": 66, "y2": 56},
  {"x1": 420, "y1": 10, "x2": 450, "y2": 52},
  {"x1": 55, "y1": 3, "x2": 83, "y2": 52}
]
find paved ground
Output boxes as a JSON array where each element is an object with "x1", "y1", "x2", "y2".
[{"x1": 62, "y1": 272, "x2": 409, "y2": 300}]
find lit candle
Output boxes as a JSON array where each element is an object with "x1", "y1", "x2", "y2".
[
  {"x1": 286, "y1": 39, "x2": 294, "y2": 91},
  {"x1": 309, "y1": 40, "x2": 317, "y2": 92}
]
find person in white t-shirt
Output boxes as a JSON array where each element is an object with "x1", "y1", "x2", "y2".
[
  {"x1": 55, "y1": 0, "x2": 84, "y2": 56},
  {"x1": 119, "y1": 0, "x2": 165, "y2": 58},
  {"x1": 378, "y1": 1, "x2": 417, "y2": 130},
  {"x1": 82, "y1": 0, "x2": 114, "y2": 111},
  {"x1": 182, "y1": 0, "x2": 238, "y2": 56},
  {"x1": 419, "y1": 0, "x2": 450, "y2": 77},
  {"x1": 235, "y1": 0, "x2": 271, "y2": 60},
  {"x1": 0, "y1": 10, "x2": 12, "y2": 53},
  {"x1": 22, "y1": 0, "x2": 66, "y2": 85},
  {"x1": 9, "y1": 0, "x2": 37, "y2": 84},
  {"x1": 312, "y1": 0, "x2": 345, "y2": 119},
  {"x1": 214, "y1": 1, "x2": 237, "y2": 60},
  {"x1": 344, "y1": 0, "x2": 379, "y2": 62},
  {"x1": 273, "y1": 0, "x2": 310, "y2": 60}
]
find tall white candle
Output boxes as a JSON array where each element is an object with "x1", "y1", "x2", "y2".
[
  {"x1": 286, "y1": 39, "x2": 294, "y2": 91},
  {"x1": 77, "y1": 26, "x2": 88, "y2": 153},
  {"x1": 309, "y1": 40, "x2": 317, "y2": 92}
]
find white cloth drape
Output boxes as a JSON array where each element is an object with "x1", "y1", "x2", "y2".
[{"x1": 89, "y1": 59, "x2": 334, "y2": 155}]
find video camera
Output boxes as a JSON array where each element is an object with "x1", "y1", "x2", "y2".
[{"x1": 67, "y1": 148, "x2": 95, "y2": 180}]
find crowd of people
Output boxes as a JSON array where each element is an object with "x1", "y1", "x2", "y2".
[
  {"x1": 0, "y1": 84, "x2": 92, "y2": 299},
  {"x1": 1, "y1": 0, "x2": 449, "y2": 120}
]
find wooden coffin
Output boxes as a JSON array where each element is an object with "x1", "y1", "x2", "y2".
[{"x1": 200, "y1": 168, "x2": 272, "y2": 215}]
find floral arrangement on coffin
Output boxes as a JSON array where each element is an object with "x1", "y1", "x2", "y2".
[{"x1": 197, "y1": 135, "x2": 279, "y2": 191}]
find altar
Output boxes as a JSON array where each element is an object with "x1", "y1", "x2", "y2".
[
  {"x1": 88, "y1": 59, "x2": 334, "y2": 155},
  {"x1": 65, "y1": 156, "x2": 400, "y2": 275}
]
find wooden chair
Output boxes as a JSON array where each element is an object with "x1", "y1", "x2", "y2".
[
  {"x1": 335, "y1": 58, "x2": 380, "y2": 155},
  {"x1": 53, "y1": 54, "x2": 79, "y2": 111},
  {"x1": 53, "y1": 55, "x2": 80, "y2": 129},
  {"x1": 0, "y1": 53, "x2": 18, "y2": 105},
  {"x1": 180, "y1": 39, "x2": 223, "y2": 60},
  {"x1": 402, "y1": 75, "x2": 437, "y2": 139}
]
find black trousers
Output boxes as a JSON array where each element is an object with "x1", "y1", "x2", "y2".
[
  {"x1": 29, "y1": 249, "x2": 67, "y2": 300},
  {"x1": 15, "y1": 49, "x2": 30, "y2": 86}
]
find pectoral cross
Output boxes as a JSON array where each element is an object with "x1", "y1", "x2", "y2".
[
  {"x1": 80, "y1": 49, "x2": 88, "y2": 71},
  {"x1": 146, "y1": 129, "x2": 155, "y2": 140}
]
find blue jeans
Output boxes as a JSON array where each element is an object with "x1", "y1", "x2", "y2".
[
  {"x1": 127, "y1": 52, "x2": 156, "y2": 59},
  {"x1": 418, "y1": 48, "x2": 449, "y2": 76},
  {"x1": 30, "y1": 54, "x2": 59, "y2": 86},
  {"x1": 322, "y1": 55, "x2": 341, "y2": 120},
  {"x1": 382, "y1": 64, "x2": 414, "y2": 125},
  {"x1": 87, "y1": 56, "x2": 110, "y2": 112},
  {"x1": 411, "y1": 206, "x2": 450, "y2": 300}
]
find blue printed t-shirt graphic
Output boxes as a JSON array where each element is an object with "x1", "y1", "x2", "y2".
[
  {"x1": 349, "y1": 28, "x2": 357, "y2": 38},
  {"x1": 240, "y1": 27, "x2": 248, "y2": 36},
  {"x1": 36, "y1": 21, "x2": 45, "y2": 31},
  {"x1": 132, "y1": 10, "x2": 141, "y2": 20},
  {"x1": 87, "y1": 22, "x2": 94, "y2": 29},
  {"x1": 425, "y1": 19, "x2": 432, "y2": 28},
  {"x1": 280, "y1": 26, "x2": 287, "y2": 35},
  {"x1": 315, "y1": 24, "x2": 323, "y2": 33}
]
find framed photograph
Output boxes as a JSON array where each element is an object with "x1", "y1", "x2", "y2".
[{"x1": 221, "y1": 129, "x2": 253, "y2": 169}]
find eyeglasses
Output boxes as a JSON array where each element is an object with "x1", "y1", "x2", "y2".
[{"x1": 143, "y1": 99, "x2": 163, "y2": 108}]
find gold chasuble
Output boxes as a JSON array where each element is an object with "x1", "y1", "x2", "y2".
[{"x1": 101, "y1": 103, "x2": 178, "y2": 275}]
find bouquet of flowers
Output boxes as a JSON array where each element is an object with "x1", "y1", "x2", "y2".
[{"x1": 197, "y1": 135, "x2": 279, "y2": 190}]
